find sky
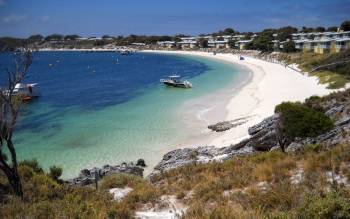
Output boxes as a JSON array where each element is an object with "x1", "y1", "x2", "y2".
[{"x1": 0, "y1": 0, "x2": 349, "y2": 38}]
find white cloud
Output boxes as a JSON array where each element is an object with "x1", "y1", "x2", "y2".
[
  {"x1": 41, "y1": 15, "x2": 50, "y2": 22},
  {"x1": 2, "y1": 14, "x2": 27, "y2": 23}
]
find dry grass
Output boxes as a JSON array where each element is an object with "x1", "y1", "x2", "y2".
[
  {"x1": 151, "y1": 144, "x2": 350, "y2": 218},
  {"x1": 1, "y1": 144, "x2": 350, "y2": 218},
  {"x1": 279, "y1": 51, "x2": 350, "y2": 89}
]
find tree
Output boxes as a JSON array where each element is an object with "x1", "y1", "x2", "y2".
[
  {"x1": 28, "y1": 34, "x2": 44, "y2": 42},
  {"x1": 340, "y1": 20, "x2": 350, "y2": 31},
  {"x1": 102, "y1": 35, "x2": 114, "y2": 39},
  {"x1": 282, "y1": 41, "x2": 296, "y2": 53},
  {"x1": 274, "y1": 102, "x2": 334, "y2": 152},
  {"x1": 198, "y1": 38, "x2": 208, "y2": 48},
  {"x1": 228, "y1": 40, "x2": 237, "y2": 49},
  {"x1": 136, "y1": 159, "x2": 146, "y2": 167},
  {"x1": 0, "y1": 37, "x2": 25, "y2": 51},
  {"x1": 49, "y1": 165, "x2": 63, "y2": 182},
  {"x1": 0, "y1": 47, "x2": 33, "y2": 197},
  {"x1": 277, "y1": 26, "x2": 298, "y2": 41},
  {"x1": 327, "y1": 26, "x2": 338, "y2": 32},
  {"x1": 64, "y1": 34, "x2": 80, "y2": 40},
  {"x1": 44, "y1": 34, "x2": 64, "y2": 41},
  {"x1": 315, "y1": 26, "x2": 326, "y2": 32},
  {"x1": 250, "y1": 30, "x2": 274, "y2": 52},
  {"x1": 223, "y1": 28, "x2": 235, "y2": 35},
  {"x1": 302, "y1": 26, "x2": 315, "y2": 33}
]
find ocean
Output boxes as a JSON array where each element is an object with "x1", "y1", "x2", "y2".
[{"x1": 0, "y1": 51, "x2": 247, "y2": 178}]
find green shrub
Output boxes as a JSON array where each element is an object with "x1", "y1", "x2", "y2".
[
  {"x1": 298, "y1": 191, "x2": 350, "y2": 219},
  {"x1": 19, "y1": 159, "x2": 43, "y2": 173},
  {"x1": 275, "y1": 102, "x2": 334, "y2": 139},
  {"x1": 48, "y1": 165, "x2": 62, "y2": 182},
  {"x1": 304, "y1": 95, "x2": 324, "y2": 112}
]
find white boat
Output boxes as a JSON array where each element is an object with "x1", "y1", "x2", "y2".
[
  {"x1": 13, "y1": 83, "x2": 40, "y2": 101},
  {"x1": 160, "y1": 75, "x2": 192, "y2": 88}
]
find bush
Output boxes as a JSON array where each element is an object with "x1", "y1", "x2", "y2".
[
  {"x1": 48, "y1": 166, "x2": 62, "y2": 182},
  {"x1": 298, "y1": 191, "x2": 350, "y2": 219},
  {"x1": 304, "y1": 95, "x2": 324, "y2": 112},
  {"x1": 275, "y1": 102, "x2": 334, "y2": 139},
  {"x1": 282, "y1": 41, "x2": 296, "y2": 53},
  {"x1": 136, "y1": 159, "x2": 146, "y2": 167},
  {"x1": 19, "y1": 159, "x2": 43, "y2": 173}
]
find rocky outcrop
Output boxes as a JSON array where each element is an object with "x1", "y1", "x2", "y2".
[
  {"x1": 208, "y1": 117, "x2": 249, "y2": 132},
  {"x1": 67, "y1": 162, "x2": 144, "y2": 186},
  {"x1": 154, "y1": 146, "x2": 224, "y2": 172},
  {"x1": 152, "y1": 145, "x2": 255, "y2": 175},
  {"x1": 246, "y1": 114, "x2": 279, "y2": 151}
]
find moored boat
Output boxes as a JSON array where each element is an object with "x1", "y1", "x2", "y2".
[
  {"x1": 13, "y1": 83, "x2": 40, "y2": 101},
  {"x1": 160, "y1": 75, "x2": 192, "y2": 88}
]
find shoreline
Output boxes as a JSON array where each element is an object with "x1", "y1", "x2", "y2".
[{"x1": 142, "y1": 50, "x2": 338, "y2": 147}]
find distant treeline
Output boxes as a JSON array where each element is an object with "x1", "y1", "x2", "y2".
[{"x1": 1, "y1": 20, "x2": 349, "y2": 51}]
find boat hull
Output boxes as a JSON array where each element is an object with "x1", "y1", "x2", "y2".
[{"x1": 162, "y1": 81, "x2": 190, "y2": 88}]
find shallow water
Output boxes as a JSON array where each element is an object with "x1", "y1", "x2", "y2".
[{"x1": 0, "y1": 51, "x2": 246, "y2": 178}]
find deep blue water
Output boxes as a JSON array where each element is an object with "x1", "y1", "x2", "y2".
[
  {"x1": 0, "y1": 51, "x2": 243, "y2": 178},
  {"x1": 1, "y1": 52, "x2": 208, "y2": 109},
  {"x1": 1, "y1": 51, "x2": 209, "y2": 133}
]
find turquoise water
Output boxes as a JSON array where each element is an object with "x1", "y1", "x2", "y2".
[{"x1": 1, "y1": 52, "x2": 245, "y2": 178}]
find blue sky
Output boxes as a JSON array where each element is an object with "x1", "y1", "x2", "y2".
[{"x1": 0, "y1": 0, "x2": 349, "y2": 37}]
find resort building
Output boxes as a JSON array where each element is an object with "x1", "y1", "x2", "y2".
[
  {"x1": 208, "y1": 40, "x2": 230, "y2": 48},
  {"x1": 177, "y1": 41, "x2": 198, "y2": 49},
  {"x1": 302, "y1": 40, "x2": 316, "y2": 53},
  {"x1": 335, "y1": 38, "x2": 350, "y2": 53},
  {"x1": 157, "y1": 41, "x2": 176, "y2": 48},
  {"x1": 177, "y1": 37, "x2": 198, "y2": 49},
  {"x1": 292, "y1": 31, "x2": 350, "y2": 54},
  {"x1": 131, "y1": 43, "x2": 146, "y2": 46},
  {"x1": 156, "y1": 34, "x2": 251, "y2": 49},
  {"x1": 235, "y1": 40, "x2": 252, "y2": 50}
]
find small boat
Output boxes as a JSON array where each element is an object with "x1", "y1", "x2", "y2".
[
  {"x1": 160, "y1": 75, "x2": 192, "y2": 88},
  {"x1": 13, "y1": 83, "x2": 40, "y2": 101},
  {"x1": 120, "y1": 50, "x2": 132, "y2": 55}
]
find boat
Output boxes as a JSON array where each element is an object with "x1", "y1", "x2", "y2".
[
  {"x1": 13, "y1": 83, "x2": 40, "y2": 101},
  {"x1": 160, "y1": 75, "x2": 192, "y2": 88},
  {"x1": 119, "y1": 49, "x2": 132, "y2": 55}
]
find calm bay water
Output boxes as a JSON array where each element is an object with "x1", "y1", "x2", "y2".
[{"x1": 0, "y1": 51, "x2": 244, "y2": 178}]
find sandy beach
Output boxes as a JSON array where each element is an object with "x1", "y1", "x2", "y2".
[{"x1": 143, "y1": 50, "x2": 338, "y2": 147}]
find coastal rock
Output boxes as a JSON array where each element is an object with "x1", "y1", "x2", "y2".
[
  {"x1": 248, "y1": 114, "x2": 278, "y2": 135},
  {"x1": 208, "y1": 117, "x2": 249, "y2": 132},
  {"x1": 67, "y1": 161, "x2": 144, "y2": 186},
  {"x1": 245, "y1": 115, "x2": 279, "y2": 151},
  {"x1": 152, "y1": 144, "x2": 255, "y2": 176},
  {"x1": 153, "y1": 146, "x2": 231, "y2": 173}
]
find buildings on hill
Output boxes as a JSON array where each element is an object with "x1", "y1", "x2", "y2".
[
  {"x1": 155, "y1": 29, "x2": 350, "y2": 54},
  {"x1": 280, "y1": 31, "x2": 350, "y2": 54}
]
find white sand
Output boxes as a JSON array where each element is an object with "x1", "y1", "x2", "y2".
[{"x1": 143, "y1": 50, "x2": 340, "y2": 147}]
